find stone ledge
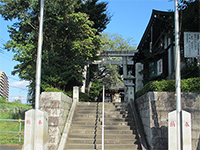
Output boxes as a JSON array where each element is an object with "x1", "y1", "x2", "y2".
[{"x1": 135, "y1": 91, "x2": 200, "y2": 150}]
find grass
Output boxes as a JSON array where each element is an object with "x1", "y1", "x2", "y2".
[
  {"x1": 0, "y1": 121, "x2": 24, "y2": 146},
  {"x1": 0, "y1": 98, "x2": 32, "y2": 146}
]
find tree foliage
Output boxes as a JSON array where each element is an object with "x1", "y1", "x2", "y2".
[
  {"x1": 92, "y1": 33, "x2": 136, "y2": 89},
  {"x1": 76, "y1": 0, "x2": 111, "y2": 33},
  {"x1": 179, "y1": 0, "x2": 200, "y2": 79},
  {"x1": 0, "y1": 0, "x2": 110, "y2": 105}
]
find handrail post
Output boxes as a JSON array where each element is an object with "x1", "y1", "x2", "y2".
[
  {"x1": 19, "y1": 120, "x2": 22, "y2": 143},
  {"x1": 102, "y1": 85, "x2": 105, "y2": 150}
]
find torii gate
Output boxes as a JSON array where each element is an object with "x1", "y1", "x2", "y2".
[{"x1": 81, "y1": 50, "x2": 139, "y2": 104}]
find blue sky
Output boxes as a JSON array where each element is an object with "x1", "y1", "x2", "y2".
[{"x1": 0, "y1": 0, "x2": 174, "y2": 103}]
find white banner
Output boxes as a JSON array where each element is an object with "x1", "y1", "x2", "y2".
[{"x1": 184, "y1": 32, "x2": 200, "y2": 57}]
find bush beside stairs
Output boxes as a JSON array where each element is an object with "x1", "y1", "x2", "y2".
[{"x1": 65, "y1": 102, "x2": 142, "y2": 150}]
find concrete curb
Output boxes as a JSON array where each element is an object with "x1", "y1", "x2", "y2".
[{"x1": 57, "y1": 100, "x2": 77, "y2": 150}]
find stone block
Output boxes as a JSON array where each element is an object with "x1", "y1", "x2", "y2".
[
  {"x1": 48, "y1": 135, "x2": 59, "y2": 144},
  {"x1": 152, "y1": 138, "x2": 168, "y2": 149},
  {"x1": 161, "y1": 126, "x2": 168, "y2": 138},
  {"x1": 151, "y1": 127, "x2": 162, "y2": 138},
  {"x1": 135, "y1": 92, "x2": 200, "y2": 150},
  {"x1": 48, "y1": 116, "x2": 59, "y2": 126},
  {"x1": 48, "y1": 126, "x2": 61, "y2": 136},
  {"x1": 48, "y1": 144, "x2": 57, "y2": 150},
  {"x1": 143, "y1": 101, "x2": 150, "y2": 109},
  {"x1": 40, "y1": 100, "x2": 61, "y2": 109},
  {"x1": 58, "y1": 117, "x2": 65, "y2": 125},
  {"x1": 41, "y1": 92, "x2": 62, "y2": 101},
  {"x1": 142, "y1": 118, "x2": 150, "y2": 127},
  {"x1": 143, "y1": 126, "x2": 151, "y2": 137},
  {"x1": 39, "y1": 91, "x2": 73, "y2": 150},
  {"x1": 44, "y1": 108, "x2": 60, "y2": 117}
]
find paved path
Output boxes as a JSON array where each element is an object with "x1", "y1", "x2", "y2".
[{"x1": 0, "y1": 145, "x2": 22, "y2": 150}]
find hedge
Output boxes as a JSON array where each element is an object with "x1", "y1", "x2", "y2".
[{"x1": 135, "y1": 77, "x2": 200, "y2": 99}]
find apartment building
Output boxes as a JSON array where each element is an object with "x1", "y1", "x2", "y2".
[{"x1": 0, "y1": 71, "x2": 9, "y2": 101}]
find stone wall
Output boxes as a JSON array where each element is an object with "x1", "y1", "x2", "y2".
[
  {"x1": 134, "y1": 92, "x2": 200, "y2": 150},
  {"x1": 40, "y1": 92, "x2": 72, "y2": 150}
]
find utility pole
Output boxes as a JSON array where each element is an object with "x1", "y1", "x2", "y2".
[
  {"x1": 174, "y1": 0, "x2": 181, "y2": 149},
  {"x1": 168, "y1": 1, "x2": 192, "y2": 150},
  {"x1": 34, "y1": 0, "x2": 44, "y2": 149}
]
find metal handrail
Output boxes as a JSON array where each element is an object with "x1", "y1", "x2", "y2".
[
  {"x1": 102, "y1": 85, "x2": 105, "y2": 150},
  {"x1": 0, "y1": 119, "x2": 25, "y2": 143}
]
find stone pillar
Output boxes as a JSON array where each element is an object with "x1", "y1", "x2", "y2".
[
  {"x1": 73, "y1": 86, "x2": 79, "y2": 102},
  {"x1": 122, "y1": 57, "x2": 128, "y2": 78},
  {"x1": 168, "y1": 110, "x2": 177, "y2": 150},
  {"x1": 81, "y1": 65, "x2": 87, "y2": 93},
  {"x1": 40, "y1": 92, "x2": 72, "y2": 150},
  {"x1": 135, "y1": 62, "x2": 143, "y2": 92},
  {"x1": 23, "y1": 109, "x2": 35, "y2": 150},
  {"x1": 23, "y1": 109, "x2": 48, "y2": 150},
  {"x1": 35, "y1": 110, "x2": 48, "y2": 150},
  {"x1": 127, "y1": 86, "x2": 134, "y2": 103}
]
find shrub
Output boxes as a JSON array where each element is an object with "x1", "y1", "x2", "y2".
[
  {"x1": 89, "y1": 80, "x2": 103, "y2": 101},
  {"x1": 0, "y1": 97, "x2": 6, "y2": 103},
  {"x1": 44, "y1": 87, "x2": 62, "y2": 92},
  {"x1": 135, "y1": 77, "x2": 200, "y2": 99},
  {"x1": 79, "y1": 92, "x2": 90, "y2": 102}
]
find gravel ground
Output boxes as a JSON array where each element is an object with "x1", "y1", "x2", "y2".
[{"x1": 0, "y1": 145, "x2": 22, "y2": 150}]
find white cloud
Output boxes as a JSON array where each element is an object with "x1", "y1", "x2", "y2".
[
  {"x1": 10, "y1": 80, "x2": 30, "y2": 88},
  {"x1": 11, "y1": 95, "x2": 28, "y2": 104}
]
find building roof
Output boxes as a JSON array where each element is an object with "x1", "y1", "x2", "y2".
[{"x1": 136, "y1": 10, "x2": 173, "y2": 61}]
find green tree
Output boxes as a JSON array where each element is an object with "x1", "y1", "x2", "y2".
[
  {"x1": 76, "y1": 0, "x2": 111, "y2": 33},
  {"x1": 179, "y1": 0, "x2": 200, "y2": 79},
  {"x1": 0, "y1": 0, "x2": 104, "y2": 105},
  {"x1": 96, "y1": 33, "x2": 136, "y2": 88},
  {"x1": 164, "y1": 0, "x2": 199, "y2": 79}
]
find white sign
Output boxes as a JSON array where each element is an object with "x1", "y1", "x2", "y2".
[
  {"x1": 184, "y1": 32, "x2": 200, "y2": 57},
  {"x1": 157, "y1": 59, "x2": 163, "y2": 75}
]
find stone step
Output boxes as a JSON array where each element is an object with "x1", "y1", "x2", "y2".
[
  {"x1": 68, "y1": 134, "x2": 135, "y2": 139},
  {"x1": 74, "y1": 111, "x2": 131, "y2": 116},
  {"x1": 75, "y1": 108, "x2": 129, "y2": 113},
  {"x1": 66, "y1": 144, "x2": 137, "y2": 149},
  {"x1": 71, "y1": 120, "x2": 133, "y2": 126},
  {"x1": 65, "y1": 102, "x2": 141, "y2": 150},
  {"x1": 72, "y1": 117, "x2": 133, "y2": 122},
  {"x1": 66, "y1": 138, "x2": 136, "y2": 144},
  {"x1": 76, "y1": 104, "x2": 129, "y2": 108},
  {"x1": 70, "y1": 125, "x2": 131, "y2": 130},
  {"x1": 72, "y1": 116, "x2": 132, "y2": 120},
  {"x1": 76, "y1": 102, "x2": 128, "y2": 107},
  {"x1": 77, "y1": 102, "x2": 123, "y2": 105},
  {"x1": 69, "y1": 129, "x2": 133, "y2": 134}
]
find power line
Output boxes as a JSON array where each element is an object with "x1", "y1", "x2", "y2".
[
  {"x1": 9, "y1": 85, "x2": 28, "y2": 91},
  {"x1": 0, "y1": 53, "x2": 13, "y2": 62},
  {"x1": 0, "y1": 38, "x2": 7, "y2": 43},
  {"x1": 8, "y1": 76, "x2": 22, "y2": 81}
]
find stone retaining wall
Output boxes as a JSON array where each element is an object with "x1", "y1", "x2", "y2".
[
  {"x1": 40, "y1": 92, "x2": 72, "y2": 150},
  {"x1": 134, "y1": 92, "x2": 200, "y2": 150}
]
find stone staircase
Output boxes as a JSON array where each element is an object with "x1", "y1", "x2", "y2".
[{"x1": 65, "y1": 102, "x2": 142, "y2": 150}]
